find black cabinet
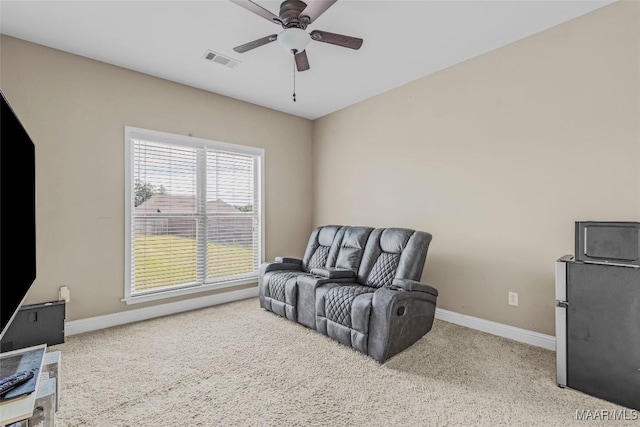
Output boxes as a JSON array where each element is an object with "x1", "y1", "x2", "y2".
[
  {"x1": 556, "y1": 258, "x2": 640, "y2": 410},
  {"x1": 0, "y1": 301, "x2": 65, "y2": 352}
]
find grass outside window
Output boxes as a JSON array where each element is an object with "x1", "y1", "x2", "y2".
[{"x1": 133, "y1": 235, "x2": 254, "y2": 291}]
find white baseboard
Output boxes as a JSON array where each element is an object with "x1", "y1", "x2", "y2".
[
  {"x1": 65, "y1": 288, "x2": 555, "y2": 352},
  {"x1": 65, "y1": 287, "x2": 258, "y2": 336},
  {"x1": 435, "y1": 308, "x2": 556, "y2": 351}
]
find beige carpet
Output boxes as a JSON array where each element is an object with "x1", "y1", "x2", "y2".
[{"x1": 50, "y1": 297, "x2": 631, "y2": 426}]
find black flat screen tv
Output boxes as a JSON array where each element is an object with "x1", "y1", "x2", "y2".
[
  {"x1": 0, "y1": 89, "x2": 37, "y2": 341},
  {"x1": 575, "y1": 221, "x2": 640, "y2": 267}
]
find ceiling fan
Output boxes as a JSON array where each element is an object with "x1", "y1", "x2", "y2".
[{"x1": 230, "y1": 0, "x2": 363, "y2": 72}]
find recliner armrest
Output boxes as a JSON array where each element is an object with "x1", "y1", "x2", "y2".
[
  {"x1": 261, "y1": 262, "x2": 303, "y2": 274},
  {"x1": 275, "y1": 257, "x2": 303, "y2": 265},
  {"x1": 387, "y1": 278, "x2": 438, "y2": 297},
  {"x1": 310, "y1": 267, "x2": 356, "y2": 279}
]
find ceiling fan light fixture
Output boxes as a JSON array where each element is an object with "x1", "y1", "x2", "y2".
[{"x1": 278, "y1": 27, "x2": 311, "y2": 53}]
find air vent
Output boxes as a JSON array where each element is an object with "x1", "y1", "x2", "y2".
[{"x1": 202, "y1": 50, "x2": 240, "y2": 69}]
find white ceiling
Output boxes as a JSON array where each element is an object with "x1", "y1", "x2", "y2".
[{"x1": 0, "y1": 0, "x2": 614, "y2": 120}]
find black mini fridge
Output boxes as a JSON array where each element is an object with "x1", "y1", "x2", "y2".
[{"x1": 555, "y1": 221, "x2": 640, "y2": 410}]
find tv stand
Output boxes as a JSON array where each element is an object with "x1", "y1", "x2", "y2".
[{"x1": 0, "y1": 346, "x2": 61, "y2": 427}]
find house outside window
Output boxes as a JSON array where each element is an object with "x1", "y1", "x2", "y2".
[{"x1": 124, "y1": 126, "x2": 264, "y2": 304}]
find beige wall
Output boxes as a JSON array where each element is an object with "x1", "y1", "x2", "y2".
[
  {"x1": 312, "y1": 1, "x2": 640, "y2": 335},
  {"x1": 0, "y1": 36, "x2": 314, "y2": 321},
  {"x1": 1, "y1": 1, "x2": 638, "y2": 334}
]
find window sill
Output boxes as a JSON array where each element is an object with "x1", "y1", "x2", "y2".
[{"x1": 123, "y1": 276, "x2": 258, "y2": 305}]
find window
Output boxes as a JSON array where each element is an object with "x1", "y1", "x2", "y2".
[{"x1": 124, "y1": 127, "x2": 264, "y2": 303}]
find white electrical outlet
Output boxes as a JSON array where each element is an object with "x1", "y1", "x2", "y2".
[
  {"x1": 59, "y1": 286, "x2": 70, "y2": 303},
  {"x1": 508, "y1": 291, "x2": 519, "y2": 306}
]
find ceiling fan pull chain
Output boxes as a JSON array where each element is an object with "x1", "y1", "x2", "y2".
[{"x1": 292, "y1": 56, "x2": 297, "y2": 102}]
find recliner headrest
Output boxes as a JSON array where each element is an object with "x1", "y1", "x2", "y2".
[
  {"x1": 379, "y1": 228, "x2": 413, "y2": 254},
  {"x1": 318, "y1": 225, "x2": 340, "y2": 247},
  {"x1": 341, "y1": 226, "x2": 372, "y2": 249}
]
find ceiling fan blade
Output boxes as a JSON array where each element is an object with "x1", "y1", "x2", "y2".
[
  {"x1": 310, "y1": 30, "x2": 363, "y2": 50},
  {"x1": 230, "y1": 0, "x2": 280, "y2": 24},
  {"x1": 299, "y1": 0, "x2": 337, "y2": 24},
  {"x1": 295, "y1": 50, "x2": 310, "y2": 72},
  {"x1": 233, "y1": 34, "x2": 278, "y2": 53}
]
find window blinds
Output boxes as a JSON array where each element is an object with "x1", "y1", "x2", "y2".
[{"x1": 129, "y1": 135, "x2": 261, "y2": 296}]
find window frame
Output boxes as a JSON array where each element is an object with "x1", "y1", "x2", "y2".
[{"x1": 123, "y1": 126, "x2": 265, "y2": 305}]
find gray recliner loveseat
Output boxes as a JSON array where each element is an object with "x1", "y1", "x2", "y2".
[{"x1": 258, "y1": 225, "x2": 438, "y2": 362}]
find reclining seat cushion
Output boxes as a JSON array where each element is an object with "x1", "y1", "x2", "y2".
[
  {"x1": 317, "y1": 228, "x2": 428, "y2": 354},
  {"x1": 268, "y1": 272, "x2": 297, "y2": 302},
  {"x1": 315, "y1": 283, "x2": 375, "y2": 353},
  {"x1": 325, "y1": 285, "x2": 374, "y2": 328},
  {"x1": 261, "y1": 225, "x2": 343, "y2": 321},
  {"x1": 262, "y1": 270, "x2": 301, "y2": 318}
]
